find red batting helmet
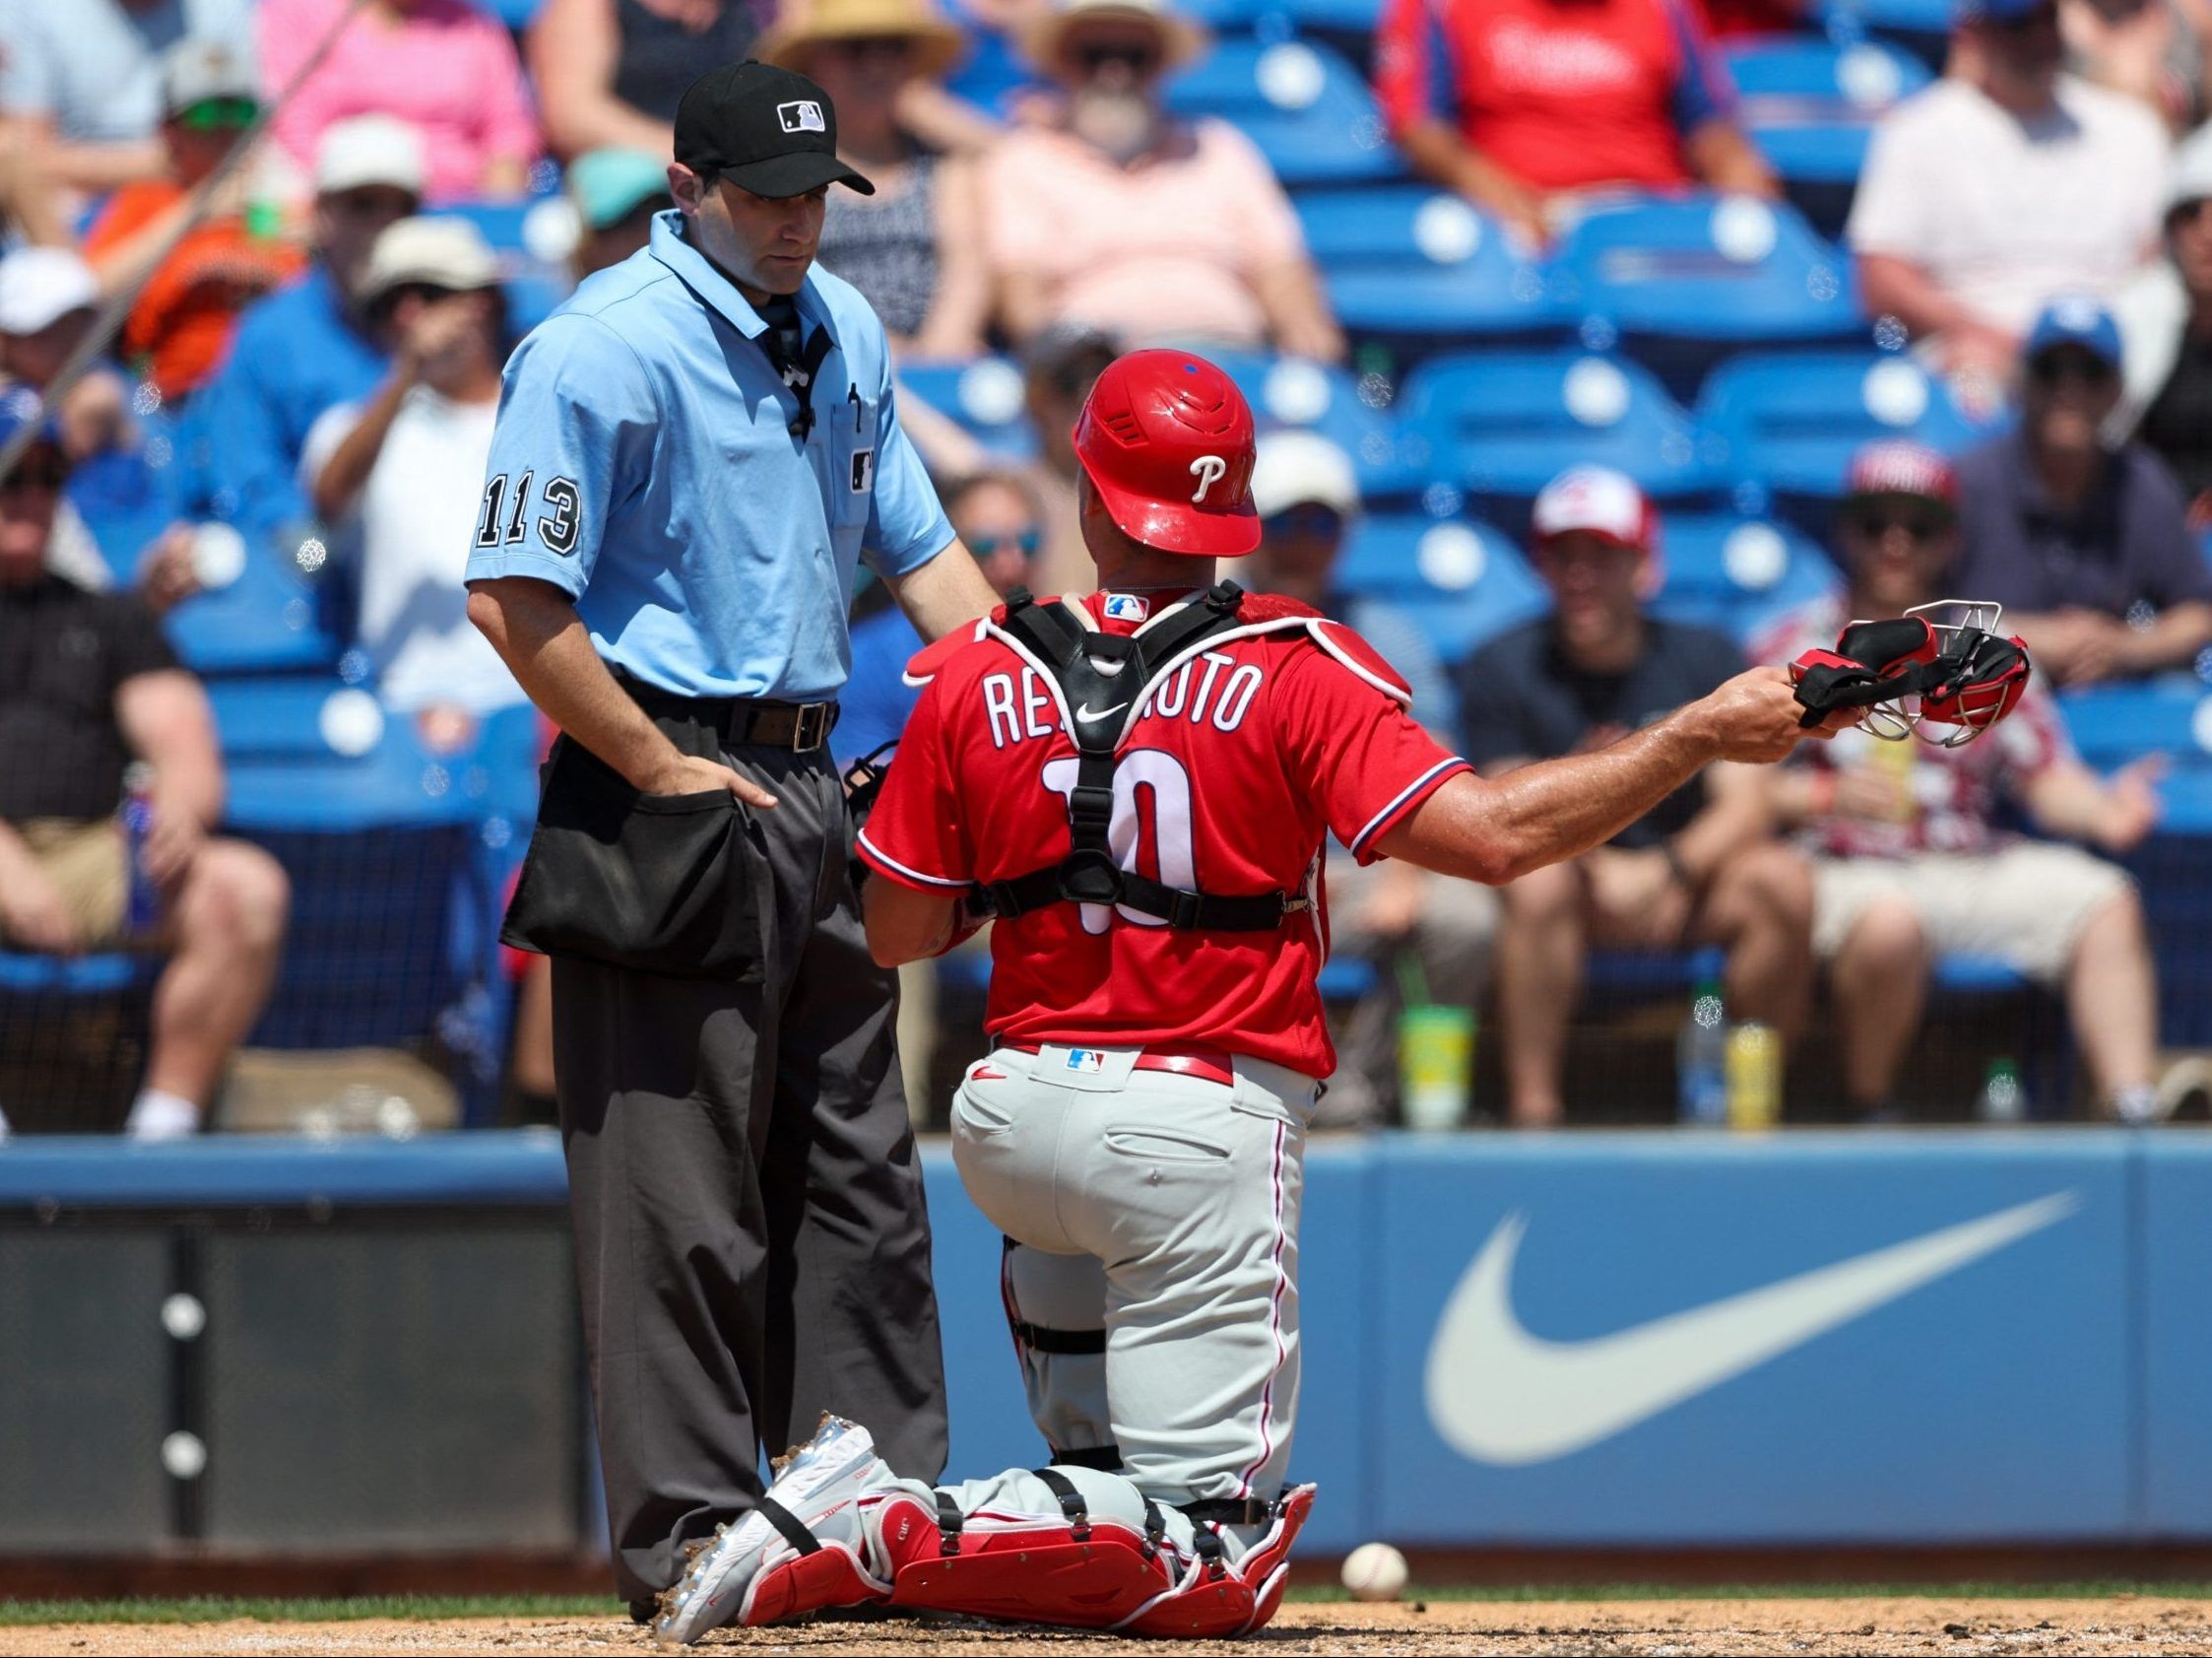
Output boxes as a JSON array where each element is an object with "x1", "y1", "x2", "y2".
[{"x1": 1072, "y1": 349, "x2": 1261, "y2": 558}]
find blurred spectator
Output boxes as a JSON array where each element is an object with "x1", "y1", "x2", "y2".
[
  {"x1": 1457, "y1": 466, "x2": 1813, "y2": 1127},
  {"x1": 1375, "y1": 0, "x2": 1778, "y2": 249},
  {"x1": 82, "y1": 40, "x2": 306, "y2": 404},
  {"x1": 0, "y1": 395, "x2": 289, "y2": 1139},
  {"x1": 528, "y1": 0, "x2": 759, "y2": 162},
  {"x1": 1242, "y1": 431, "x2": 1494, "y2": 1127},
  {"x1": 1851, "y1": 0, "x2": 2167, "y2": 389},
  {"x1": 835, "y1": 467, "x2": 1044, "y2": 768},
  {"x1": 186, "y1": 115, "x2": 423, "y2": 554},
  {"x1": 566, "y1": 147, "x2": 672, "y2": 281},
  {"x1": 1955, "y1": 294, "x2": 2212, "y2": 683},
  {"x1": 0, "y1": 248, "x2": 133, "y2": 471},
  {"x1": 2115, "y1": 123, "x2": 2212, "y2": 512},
  {"x1": 0, "y1": 0, "x2": 256, "y2": 196},
  {"x1": 1757, "y1": 440, "x2": 2166, "y2": 1122},
  {"x1": 1019, "y1": 320, "x2": 1120, "y2": 597},
  {"x1": 260, "y1": 0, "x2": 538, "y2": 203},
  {"x1": 2060, "y1": 0, "x2": 2212, "y2": 133},
  {"x1": 760, "y1": 0, "x2": 992, "y2": 357},
  {"x1": 983, "y1": 0, "x2": 1343, "y2": 361},
  {"x1": 0, "y1": 245, "x2": 199, "y2": 606},
  {"x1": 303, "y1": 219, "x2": 522, "y2": 716}
]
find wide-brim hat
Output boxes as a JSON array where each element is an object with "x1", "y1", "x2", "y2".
[
  {"x1": 757, "y1": 0, "x2": 968, "y2": 81},
  {"x1": 1020, "y1": 0, "x2": 1208, "y2": 79}
]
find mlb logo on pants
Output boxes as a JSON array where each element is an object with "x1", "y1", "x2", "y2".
[
  {"x1": 779, "y1": 100, "x2": 827, "y2": 133},
  {"x1": 1066, "y1": 1049, "x2": 1106, "y2": 1074}
]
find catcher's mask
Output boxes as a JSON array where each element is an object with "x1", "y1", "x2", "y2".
[{"x1": 1788, "y1": 600, "x2": 2032, "y2": 748}]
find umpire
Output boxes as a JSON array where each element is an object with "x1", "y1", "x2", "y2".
[{"x1": 464, "y1": 61, "x2": 995, "y2": 1616}]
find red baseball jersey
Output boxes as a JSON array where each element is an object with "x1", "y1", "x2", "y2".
[{"x1": 857, "y1": 591, "x2": 1472, "y2": 1078}]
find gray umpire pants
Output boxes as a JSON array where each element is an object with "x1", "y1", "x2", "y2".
[{"x1": 550, "y1": 740, "x2": 948, "y2": 1604}]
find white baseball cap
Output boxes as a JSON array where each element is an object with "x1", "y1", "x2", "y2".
[
  {"x1": 1251, "y1": 431, "x2": 1360, "y2": 519},
  {"x1": 356, "y1": 217, "x2": 500, "y2": 305},
  {"x1": 315, "y1": 115, "x2": 426, "y2": 199},
  {"x1": 1530, "y1": 464, "x2": 1656, "y2": 554},
  {"x1": 162, "y1": 37, "x2": 259, "y2": 114},
  {"x1": 0, "y1": 246, "x2": 98, "y2": 336}
]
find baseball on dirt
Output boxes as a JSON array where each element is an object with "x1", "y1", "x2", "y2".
[{"x1": 1340, "y1": 1540, "x2": 1408, "y2": 1602}]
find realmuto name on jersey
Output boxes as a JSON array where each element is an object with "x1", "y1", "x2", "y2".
[{"x1": 980, "y1": 650, "x2": 1268, "y2": 750}]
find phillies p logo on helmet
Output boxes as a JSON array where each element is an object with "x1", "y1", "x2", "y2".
[{"x1": 1188, "y1": 455, "x2": 1228, "y2": 502}]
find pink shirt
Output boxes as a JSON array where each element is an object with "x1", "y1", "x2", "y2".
[
  {"x1": 982, "y1": 118, "x2": 1307, "y2": 350},
  {"x1": 260, "y1": 0, "x2": 541, "y2": 203}
]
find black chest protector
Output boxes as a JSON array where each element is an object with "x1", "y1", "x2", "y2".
[{"x1": 981, "y1": 581, "x2": 1311, "y2": 932}]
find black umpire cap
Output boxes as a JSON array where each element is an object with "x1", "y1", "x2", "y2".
[{"x1": 675, "y1": 61, "x2": 876, "y2": 199}]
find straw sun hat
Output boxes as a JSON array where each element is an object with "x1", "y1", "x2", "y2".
[
  {"x1": 756, "y1": 0, "x2": 968, "y2": 80},
  {"x1": 1018, "y1": 0, "x2": 1208, "y2": 78}
]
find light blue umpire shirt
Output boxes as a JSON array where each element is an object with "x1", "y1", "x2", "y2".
[{"x1": 463, "y1": 209, "x2": 954, "y2": 700}]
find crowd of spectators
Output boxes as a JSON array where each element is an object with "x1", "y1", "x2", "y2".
[{"x1": 1, "y1": 0, "x2": 2210, "y2": 1134}]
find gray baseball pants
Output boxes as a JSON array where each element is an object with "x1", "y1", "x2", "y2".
[
  {"x1": 838, "y1": 1041, "x2": 1316, "y2": 1559},
  {"x1": 551, "y1": 741, "x2": 948, "y2": 1604}
]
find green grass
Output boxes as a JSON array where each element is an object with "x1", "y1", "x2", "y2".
[
  {"x1": 0, "y1": 1595, "x2": 624, "y2": 1626},
  {"x1": 1285, "y1": 1581, "x2": 2212, "y2": 1604},
  {"x1": 9, "y1": 1585, "x2": 2212, "y2": 1625}
]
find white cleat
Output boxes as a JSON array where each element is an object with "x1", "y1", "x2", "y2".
[{"x1": 653, "y1": 1415, "x2": 888, "y2": 1645}]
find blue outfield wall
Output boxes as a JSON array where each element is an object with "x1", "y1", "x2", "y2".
[{"x1": 1, "y1": 1129, "x2": 2202, "y2": 1552}]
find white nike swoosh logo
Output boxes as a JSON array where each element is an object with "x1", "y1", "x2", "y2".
[
  {"x1": 1074, "y1": 699, "x2": 1129, "y2": 723},
  {"x1": 1425, "y1": 1191, "x2": 2077, "y2": 1465}
]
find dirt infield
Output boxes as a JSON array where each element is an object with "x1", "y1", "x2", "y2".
[{"x1": 8, "y1": 1598, "x2": 2212, "y2": 1657}]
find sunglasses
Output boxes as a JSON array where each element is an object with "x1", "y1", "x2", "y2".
[
  {"x1": 823, "y1": 33, "x2": 916, "y2": 60},
  {"x1": 1847, "y1": 503, "x2": 1951, "y2": 542},
  {"x1": 326, "y1": 187, "x2": 418, "y2": 221},
  {"x1": 175, "y1": 96, "x2": 259, "y2": 132},
  {"x1": 0, "y1": 457, "x2": 69, "y2": 495},
  {"x1": 971, "y1": 528, "x2": 1042, "y2": 560},
  {"x1": 1265, "y1": 503, "x2": 1346, "y2": 540},
  {"x1": 2028, "y1": 349, "x2": 2117, "y2": 388},
  {"x1": 1073, "y1": 39, "x2": 1162, "y2": 73}
]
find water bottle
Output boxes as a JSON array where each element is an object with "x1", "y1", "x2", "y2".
[
  {"x1": 1978, "y1": 1058, "x2": 2026, "y2": 1123},
  {"x1": 1676, "y1": 977, "x2": 1728, "y2": 1125},
  {"x1": 119, "y1": 763, "x2": 160, "y2": 936},
  {"x1": 1725, "y1": 1021, "x2": 1782, "y2": 1131}
]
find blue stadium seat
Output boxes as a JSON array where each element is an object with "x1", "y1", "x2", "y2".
[
  {"x1": 1697, "y1": 350, "x2": 1995, "y2": 519},
  {"x1": 1316, "y1": 956, "x2": 1379, "y2": 999},
  {"x1": 1814, "y1": 0, "x2": 1953, "y2": 65},
  {"x1": 0, "y1": 953, "x2": 154, "y2": 993},
  {"x1": 1333, "y1": 514, "x2": 1549, "y2": 659},
  {"x1": 1295, "y1": 188, "x2": 1559, "y2": 350},
  {"x1": 2059, "y1": 680, "x2": 2212, "y2": 770},
  {"x1": 1397, "y1": 351, "x2": 1728, "y2": 518},
  {"x1": 895, "y1": 357, "x2": 1036, "y2": 461},
  {"x1": 1549, "y1": 193, "x2": 1865, "y2": 399},
  {"x1": 1161, "y1": 37, "x2": 1403, "y2": 185},
  {"x1": 165, "y1": 551, "x2": 341, "y2": 678},
  {"x1": 1726, "y1": 39, "x2": 1930, "y2": 233},
  {"x1": 1209, "y1": 350, "x2": 1418, "y2": 498},
  {"x1": 943, "y1": 28, "x2": 1039, "y2": 114},
  {"x1": 1653, "y1": 513, "x2": 1840, "y2": 642}
]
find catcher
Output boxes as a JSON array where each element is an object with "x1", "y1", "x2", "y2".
[{"x1": 658, "y1": 351, "x2": 1997, "y2": 1643}]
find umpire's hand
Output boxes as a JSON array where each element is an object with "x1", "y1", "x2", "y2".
[{"x1": 642, "y1": 753, "x2": 780, "y2": 811}]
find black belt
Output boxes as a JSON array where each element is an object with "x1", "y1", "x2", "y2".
[{"x1": 617, "y1": 672, "x2": 839, "y2": 753}]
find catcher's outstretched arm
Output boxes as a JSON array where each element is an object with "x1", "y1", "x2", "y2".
[{"x1": 1378, "y1": 667, "x2": 1848, "y2": 886}]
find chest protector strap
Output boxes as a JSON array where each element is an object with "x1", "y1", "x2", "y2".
[{"x1": 983, "y1": 581, "x2": 1309, "y2": 932}]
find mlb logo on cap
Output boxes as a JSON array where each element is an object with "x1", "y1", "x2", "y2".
[{"x1": 778, "y1": 99, "x2": 826, "y2": 134}]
